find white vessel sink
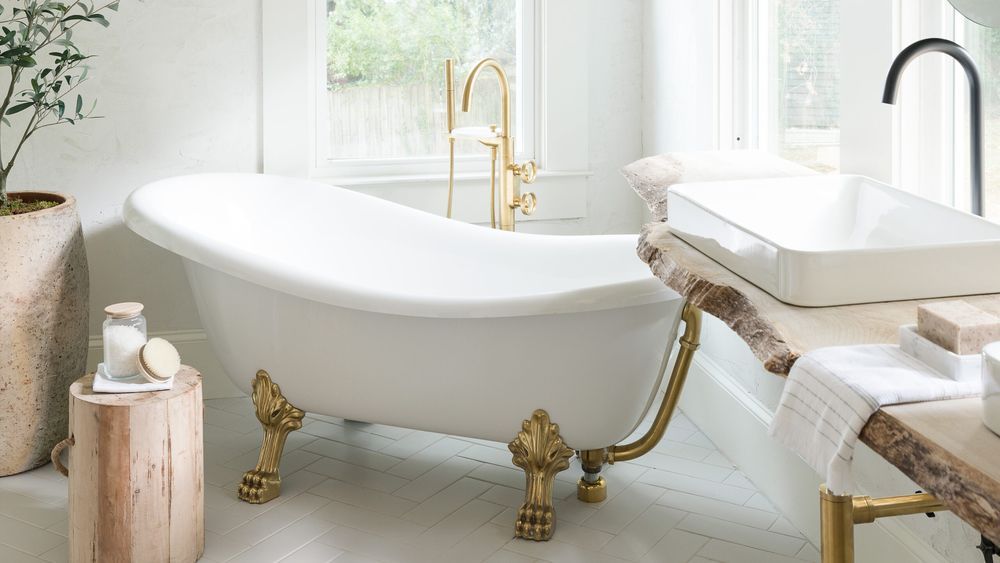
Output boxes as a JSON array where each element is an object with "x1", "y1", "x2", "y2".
[{"x1": 666, "y1": 174, "x2": 1000, "y2": 306}]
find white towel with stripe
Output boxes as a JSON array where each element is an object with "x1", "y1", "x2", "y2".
[{"x1": 768, "y1": 344, "x2": 979, "y2": 495}]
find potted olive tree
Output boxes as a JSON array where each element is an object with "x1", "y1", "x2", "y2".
[{"x1": 0, "y1": 1, "x2": 119, "y2": 476}]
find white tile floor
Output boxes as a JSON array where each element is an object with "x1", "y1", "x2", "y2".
[{"x1": 0, "y1": 396, "x2": 819, "y2": 562}]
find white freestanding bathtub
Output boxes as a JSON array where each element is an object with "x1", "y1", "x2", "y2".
[{"x1": 123, "y1": 173, "x2": 684, "y2": 450}]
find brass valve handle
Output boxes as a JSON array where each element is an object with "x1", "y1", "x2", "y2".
[
  {"x1": 513, "y1": 160, "x2": 538, "y2": 184},
  {"x1": 514, "y1": 192, "x2": 537, "y2": 215}
]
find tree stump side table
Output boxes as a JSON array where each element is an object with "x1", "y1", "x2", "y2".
[{"x1": 51, "y1": 366, "x2": 205, "y2": 563}]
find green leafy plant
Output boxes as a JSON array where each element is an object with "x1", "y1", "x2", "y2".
[
  {"x1": 327, "y1": 0, "x2": 515, "y2": 90},
  {"x1": 0, "y1": 0, "x2": 119, "y2": 210}
]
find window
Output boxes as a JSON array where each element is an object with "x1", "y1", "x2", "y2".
[
  {"x1": 769, "y1": 0, "x2": 841, "y2": 172},
  {"x1": 263, "y1": 0, "x2": 590, "y2": 223},
  {"x1": 323, "y1": 0, "x2": 526, "y2": 162},
  {"x1": 962, "y1": 20, "x2": 1000, "y2": 219},
  {"x1": 727, "y1": 0, "x2": 1000, "y2": 215},
  {"x1": 723, "y1": 0, "x2": 843, "y2": 172}
]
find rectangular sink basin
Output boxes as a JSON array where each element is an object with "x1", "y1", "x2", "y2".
[{"x1": 666, "y1": 174, "x2": 1000, "y2": 306}]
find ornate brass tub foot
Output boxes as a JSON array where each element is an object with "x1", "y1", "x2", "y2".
[
  {"x1": 508, "y1": 409, "x2": 574, "y2": 541},
  {"x1": 238, "y1": 370, "x2": 305, "y2": 504}
]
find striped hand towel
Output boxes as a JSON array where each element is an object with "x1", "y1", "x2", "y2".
[{"x1": 768, "y1": 345, "x2": 979, "y2": 495}]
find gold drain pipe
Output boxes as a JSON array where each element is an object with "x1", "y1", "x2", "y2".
[
  {"x1": 611, "y1": 302, "x2": 701, "y2": 462},
  {"x1": 820, "y1": 486, "x2": 947, "y2": 563},
  {"x1": 577, "y1": 303, "x2": 702, "y2": 502}
]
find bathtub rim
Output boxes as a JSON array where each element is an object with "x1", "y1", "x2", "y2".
[{"x1": 123, "y1": 173, "x2": 678, "y2": 319}]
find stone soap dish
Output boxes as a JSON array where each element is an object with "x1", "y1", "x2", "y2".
[
  {"x1": 899, "y1": 324, "x2": 981, "y2": 382},
  {"x1": 93, "y1": 362, "x2": 174, "y2": 393}
]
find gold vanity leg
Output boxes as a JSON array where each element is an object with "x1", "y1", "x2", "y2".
[
  {"x1": 509, "y1": 409, "x2": 574, "y2": 541},
  {"x1": 820, "y1": 486, "x2": 855, "y2": 563},
  {"x1": 819, "y1": 485, "x2": 947, "y2": 563},
  {"x1": 238, "y1": 370, "x2": 305, "y2": 504}
]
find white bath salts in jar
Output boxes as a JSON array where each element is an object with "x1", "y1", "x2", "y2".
[{"x1": 103, "y1": 302, "x2": 148, "y2": 379}]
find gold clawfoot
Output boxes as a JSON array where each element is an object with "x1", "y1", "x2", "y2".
[
  {"x1": 238, "y1": 370, "x2": 305, "y2": 504},
  {"x1": 508, "y1": 409, "x2": 574, "y2": 541}
]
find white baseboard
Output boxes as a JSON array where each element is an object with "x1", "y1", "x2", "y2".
[
  {"x1": 87, "y1": 329, "x2": 245, "y2": 400},
  {"x1": 680, "y1": 351, "x2": 950, "y2": 563}
]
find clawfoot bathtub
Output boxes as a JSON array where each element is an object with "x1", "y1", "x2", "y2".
[{"x1": 124, "y1": 173, "x2": 694, "y2": 540}]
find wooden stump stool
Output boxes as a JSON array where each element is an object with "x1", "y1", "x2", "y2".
[{"x1": 51, "y1": 366, "x2": 205, "y2": 563}]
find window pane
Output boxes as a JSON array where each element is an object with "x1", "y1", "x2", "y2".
[
  {"x1": 773, "y1": 0, "x2": 841, "y2": 172},
  {"x1": 965, "y1": 22, "x2": 1000, "y2": 219},
  {"x1": 326, "y1": 0, "x2": 518, "y2": 160}
]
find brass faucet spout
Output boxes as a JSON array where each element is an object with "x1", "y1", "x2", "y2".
[{"x1": 460, "y1": 58, "x2": 511, "y2": 139}]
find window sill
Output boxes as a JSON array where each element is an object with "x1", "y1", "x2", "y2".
[
  {"x1": 310, "y1": 169, "x2": 592, "y2": 223},
  {"x1": 313, "y1": 168, "x2": 592, "y2": 187}
]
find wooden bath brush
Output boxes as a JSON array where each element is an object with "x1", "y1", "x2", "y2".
[{"x1": 138, "y1": 337, "x2": 181, "y2": 383}]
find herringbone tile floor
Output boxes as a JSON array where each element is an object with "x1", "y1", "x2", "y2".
[{"x1": 0, "y1": 395, "x2": 820, "y2": 562}]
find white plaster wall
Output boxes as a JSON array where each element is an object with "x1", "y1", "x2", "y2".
[
  {"x1": 517, "y1": 0, "x2": 646, "y2": 235},
  {"x1": 641, "y1": 0, "x2": 717, "y2": 155},
  {"x1": 583, "y1": 0, "x2": 645, "y2": 234},
  {"x1": 9, "y1": 0, "x2": 262, "y2": 337}
]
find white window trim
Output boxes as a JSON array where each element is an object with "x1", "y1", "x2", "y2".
[
  {"x1": 261, "y1": 0, "x2": 590, "y2": 224},
  {"x1": 310, "y1": 1, "x2": 536, "y2": 179},
  {"x1": 718, "y1": 0, "x2": 969, "y2": 210},
  {"x1": 892, "y1": 0, "x2": 957, "y2": 206},
  {"x1": 716, "y1": 0, "x2": 757, "y2": 152}
]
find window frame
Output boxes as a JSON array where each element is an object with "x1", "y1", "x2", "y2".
[
  {"x1": 720, "y1": 0, "x2": 975, "y2": 211},
  {"x1": 311, "y1": 0, "x2": 536, "y2": 178},
  {"x1": 261, "y1": 0, "x2": 590, "y2": 224},
  {"x1": 720, "y1": 0, "x2": 848, "y2": 167}
]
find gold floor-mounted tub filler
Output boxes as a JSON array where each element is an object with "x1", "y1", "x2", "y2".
[
  {"x1": 237, "y1": 304, "x2": 705, "y2": 542},
  {"x1": 444, "y1": 57, "x2": 538, "y2": 232}
]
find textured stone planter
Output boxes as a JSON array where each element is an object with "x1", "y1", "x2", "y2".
[{"x1": 0, "y1": 192, "x2": 89, "y2": 476}]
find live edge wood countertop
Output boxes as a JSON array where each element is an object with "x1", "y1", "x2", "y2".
[
  {"x1": 638, "y1": 222, "x2": 1000, "y2": 542},
  {"x1": 638, "y1": 223, "x2": 1000, "y2": 375}
]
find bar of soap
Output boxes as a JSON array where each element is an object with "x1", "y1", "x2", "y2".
[{"x1": 917, "y1": 300, "x2": 1000, "y2": 355}]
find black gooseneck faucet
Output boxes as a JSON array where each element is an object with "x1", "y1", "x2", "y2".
[{"x1": 882, "y1": 38, "x2": 984, "y2": 217}]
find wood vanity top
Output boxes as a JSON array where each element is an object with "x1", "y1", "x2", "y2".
[
  {"x1": 639, "y1": 222, "x2": 1000, "y2": 541},
  {"x1": 862, "y1": 399, "x2": 1000, "y2": 543},
  {"x1": 638, "y1": 223, "x2": 1000, "y2": 375}
]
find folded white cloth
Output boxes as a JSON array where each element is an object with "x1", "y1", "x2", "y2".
[
  {"x1": 769, "y1": 345, "x2": 979, "y2": 494},
  {"x1": 93, "y1": 362, "x2": 173, "y2": 393}
]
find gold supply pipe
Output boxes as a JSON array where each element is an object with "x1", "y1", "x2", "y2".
[
  {"x1": 820, "y1": 486, "x2": 947, "y2": 563},
  {"x1": 447, "y1": 138, "x2": 456, "y2": 219},
  {"x1": 851, "y1": 493, "x2": 945, "y2": 524},
  {"x1": 445, "y1": 59, "x2": 455, "y2": 133},
  {"x1": 488, "y1": 144, "x2": 497, "y2": 229},
  {"x1": 445, "y1": 59, "x2": 456, "y2": 219},
  {"x1": 609, "y1": 303, "x2": 702, "y2": 463}
]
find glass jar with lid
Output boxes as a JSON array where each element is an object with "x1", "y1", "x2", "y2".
[{"x1": 102, "y1": 302, "x2": 147, "y2": 379}]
